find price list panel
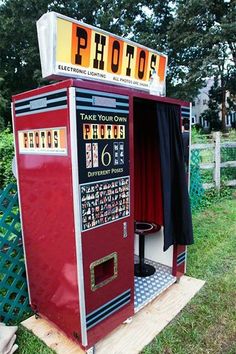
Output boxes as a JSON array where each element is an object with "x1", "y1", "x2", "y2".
[{"x1": 76, "y1": 88, "x2": 130, "y2": 231}]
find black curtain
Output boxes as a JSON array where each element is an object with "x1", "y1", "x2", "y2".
[{"x1": 156, "y1": 103, "x2": 194, "y2": 251}]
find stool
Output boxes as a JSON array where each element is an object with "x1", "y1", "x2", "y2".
[{"x1": 134, "y1": 221, "x2": 161, "y2": 277}]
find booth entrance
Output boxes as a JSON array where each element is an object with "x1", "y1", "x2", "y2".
[{"x1": 133, "y1": 98, "x2": 177, "y2": 312}]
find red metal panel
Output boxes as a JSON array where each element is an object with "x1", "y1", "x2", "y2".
[
  {"x1": 82, "y1": 221, "x2": 134, "y2": 347},
  {"x1": 12, "y1": 80, "x2": 73, "y2": 102},
  {"x1": 74, "y1": 86, "x2": 134, "y2": 347},
  {"x1": 172, "y1": 245, "x2": 187, "y2": 277},
  {"x1": 12, "y1": 92, "x2": 82, "y2": 341}
]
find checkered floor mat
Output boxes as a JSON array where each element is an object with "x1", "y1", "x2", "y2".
[{"x1": 134, "y1": 258, "x2": 176, "y2": 312}]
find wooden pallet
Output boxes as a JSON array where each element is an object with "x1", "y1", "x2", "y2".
[{"x1": 21, "y1": 275, "x2": 205, "y2": 354}]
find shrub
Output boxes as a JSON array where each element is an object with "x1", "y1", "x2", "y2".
[
  {"x1": 191, "y1": 126, "x2": 209, "y2": 144},
  {"x1": 0, "y1": 127, "x2": 15, "y2": 189}
]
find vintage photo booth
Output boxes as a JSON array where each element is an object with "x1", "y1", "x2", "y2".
[{"x1": 12, "y1": 12, "x2": 193, "y2": 352}]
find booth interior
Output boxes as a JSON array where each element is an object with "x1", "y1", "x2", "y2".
[{"x1": 133, "y1": 98, "x2": 176, "y2": 312}]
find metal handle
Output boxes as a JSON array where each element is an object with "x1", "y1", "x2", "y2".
[{"x1": 123, "y1": 222, "x2": 128, "y2": 238}]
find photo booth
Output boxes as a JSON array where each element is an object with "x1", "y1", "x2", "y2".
[{"x1": 12, "y1": 12, "x2": 193, "y2": 352}]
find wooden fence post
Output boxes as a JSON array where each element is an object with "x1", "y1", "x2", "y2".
[{"x1": 213, "y1": 132, "x2": 221, "y2": 190}]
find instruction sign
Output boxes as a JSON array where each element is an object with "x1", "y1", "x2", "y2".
[{"x1": 76, "y1": 89, "x2": 129, "y2": 184}]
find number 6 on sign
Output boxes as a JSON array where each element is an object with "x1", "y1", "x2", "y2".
[{"x1": 101, "y1": 144, "x2": 111, "y2": 166}]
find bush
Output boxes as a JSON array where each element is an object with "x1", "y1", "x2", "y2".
[
  {"x1": 0, "y1": 127, "x2": 15, "y2": 189},
  {"x1": 192, "y1": 185, "x2": 233, "y2": 212},
  {"x1": 191, "y1": 126, "x2": 209, "y2": 144}
]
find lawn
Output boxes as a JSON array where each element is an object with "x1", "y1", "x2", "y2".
[
  {"x1": 16, "y1": 196, "x2": 236, "y2": 354},
  {"x1": 143, "y1": 196, "x2": 236, "y2": 354}
]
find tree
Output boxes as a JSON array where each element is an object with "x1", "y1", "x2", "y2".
[
  {"x1": 167, "y1": 0, "x2": 236, "y2": 130},
  {"x1": 0, "y1": 127, "x2": 14, "y2": 188},
  {"x1": 0, "y1": 0, "x2": 51, "y2": 127},
  {"x1": 0, "y1": 0, "x2": 170, "y2": 128},
  {"x1": 0, "y1": 78, "x2": 8, "y2": 130},
  {"x1": 200, "y1": 78, "x2": 222, "y2": 130},
  {"x1": 1, "y1": 0, "x2": 234, "y2": 131}
]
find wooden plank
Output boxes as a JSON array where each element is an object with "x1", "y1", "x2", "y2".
[
  {"x1": 192, "y1": 142, "x2": 236, "y2": 150},
  {"x1": 96, "y1": 276, "x2": 204, "y2": 354},
  {"x1": 21, "y1": 276, "x2": 205, "y2": 354},
  {"x1": 199, "y1": 163, "x2": 214, "y2": 169},
  {"x1": 221, "y1": 142, "x2": 236, "y2": 148},
  {"x1": 213, "y1": 132, "x2": 221, "y2": 190},
  {"x1": 203, "y1": 182, "x2": 214, "y2": 189},
  {"x1": 220, "y1": 161, "x2": 236, "y2": 168},
  {"x1": 21, "y1": 316, "x2": 84, "y2": 354},
  {"x1": 191, "y1": 143, "x2": 214, "y2": 150},
  {"x1": 225, "y1": 179, "x2": 236, "y2": 187}
]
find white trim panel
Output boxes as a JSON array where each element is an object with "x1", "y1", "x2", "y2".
[{"x1": 69, "y1": 87, "x2": 88, "y2": 346}]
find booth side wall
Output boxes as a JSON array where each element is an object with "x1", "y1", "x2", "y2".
[{"x1": 12, "y1": 84, "x2": 83, "y2": 341}]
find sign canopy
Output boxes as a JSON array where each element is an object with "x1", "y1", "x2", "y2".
[{"x1": 37, "y1": 12, "x2": 168, "y2": 94}]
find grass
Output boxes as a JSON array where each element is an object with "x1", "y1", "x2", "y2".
[
  {"x1": 16, "y1": 326, "x2": 55, "y2": 354},
  {"x1": 15, "y1": 196, "x2": 236, "y2": 353},
  {"x1": 143, "y1": 196, "x2": 236, "y2": 354}
]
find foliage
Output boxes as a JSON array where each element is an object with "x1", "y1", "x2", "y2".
[
  {"x1": 167, "y1": 0, "x2": 236, "y2": 126},
  {"x1": 200, "y1": 78, "x2": 223, "y2": 131},
  {"x1": 221, "y1": 168, "x2": 236, "y2": 182},
  {"x1": 191, "y1": 127, "x2": 236, "y2": 144},
  {"x1": 0, "y1": 0, "x2": 49, "y2": 127},
  {"x1": 221, "y1": 129, "x2": 236, "y2": 142},
  {"x1": 0, "y1": 78, "x2": 8, "y2": 130},
  {"x1": 0, "y1": 127, "x2": 15, "y2": 189},
  {"x1": 196, "y1": 185, "x2": 232, "y2": 210},
  {"x1": 221, "y1": 145, "x2": 236, "y2": 162},
  {"x1": 0, "y1": 0, "x2": 174, "y2": 128},
  {"x1": 200, "y1": 76, "x2": 236, "y2": 131},
  {"x1": 143, "y1": 197, "x2": 236, "y2": 354},
  {"x1": 191, "y1": 126, "x2": 209, "y2": 144}
]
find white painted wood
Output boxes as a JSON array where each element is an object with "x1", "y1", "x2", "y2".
[
  {"x1": 191, "y1": 143, "x2": 214, "y2": 149},
  {"x1": 225, "y1": 179, "x2": 236, "y2": 186},
  {"x1": 192, "y1": 136, "x2": 236, "y2": 191},
  {"x1": 203, "y1": 182, "x2": 215, "y2": 189},
  {"x1": 21, "y1": 276, "x2": 205, "y2": 354},
  {"x1": 213, "y1": 132, "x2": 221, "y2": 190},
  {"x1": 134, "y1": 228, "x2": 173, "y2": 267},
  {"x1": 199, "y1": 163, "x2": 214, "y2": 169},
  {"x1": 69, "y1": 87, "x2": 87, "y2": 346},
  {"x1": 221, "y1": 142, "x2": 236, "y2": 148},
  {"x1": 220, "y1": 161, "x2": 236, "y2": 168}
]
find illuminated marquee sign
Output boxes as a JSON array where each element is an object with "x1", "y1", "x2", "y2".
[
  {"x1": 37, "y1": 12, "x2": 168, "y2": 94},
  {"x1": 18, "y1": 127, "x2": 67, "y2": 155}
]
